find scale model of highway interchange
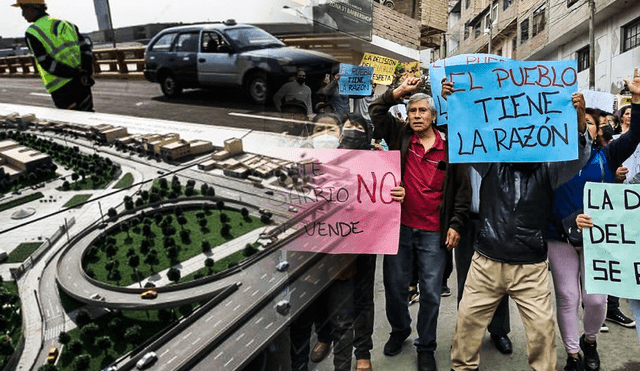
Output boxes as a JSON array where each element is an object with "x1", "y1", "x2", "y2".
[{"x1": 0, "y1": 110, "x2": 357, "y2": 371}]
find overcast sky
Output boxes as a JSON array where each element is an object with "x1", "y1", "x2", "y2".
[{"x1": 1, "y1": 0, "x2": 308, "y2": 39}]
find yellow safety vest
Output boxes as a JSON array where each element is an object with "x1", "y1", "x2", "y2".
[{"x1": 26, "y1": 15, "x2": 82, "y2": 93}]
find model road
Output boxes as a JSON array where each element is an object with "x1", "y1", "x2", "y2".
[{"x1": 0, "y1": 77, "x2": 309, "y2": 135}]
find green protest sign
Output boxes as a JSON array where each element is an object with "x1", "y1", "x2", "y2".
[{"x1": 583, "y1": 182, "x2": 640, "y2": 299}]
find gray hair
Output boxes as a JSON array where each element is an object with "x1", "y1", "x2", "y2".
[{"x1": 406, "y1": 93, "x2": 437, "y2": 117}]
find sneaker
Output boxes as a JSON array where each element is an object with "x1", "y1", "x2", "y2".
[
  {"x1": 580, "y1": 334, "x2": 600, "y2": 371},
  {"x1": 441, "y1": 286, "x2": 452, "y2": 297},
  {"x1": 600, "y1": 323, "x2": 609, "y2": 333},
  {"x1": 409, "y1": 287, "x2": 419, "y2": 305},
  {"x1": 606, "y1": 309, "x2": 636, "y2": 328},
  {"x1": 563, "y1": 354, "x2": 584, "y2": 371}
]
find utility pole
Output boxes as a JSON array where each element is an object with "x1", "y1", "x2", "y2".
[
  {"x1": 588, "y1": 0, "x2": 595, "y2": 89},
  {"x1": 488, "y1": 18, "x2": 493, "y2": 55},
  {"x1": 105, "y1": 0, "x2": 116, "y2": 49}
]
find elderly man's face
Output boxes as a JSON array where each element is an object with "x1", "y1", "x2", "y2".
[{"x1": 407, "y1": 100, "x2": 433, "y2": 134}]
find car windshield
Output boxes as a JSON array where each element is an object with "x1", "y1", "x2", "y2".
[{"x1": 225, "y1": 27, "x2": 284, "y2": 51}]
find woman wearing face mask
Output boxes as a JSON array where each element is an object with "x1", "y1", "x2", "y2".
[
  {"x1": 310, "y1": 113, "x2": 342, "y2": 149},
  {"x1": 338, "y1": 113, "x2": 404, "y2": 371},
  {"x1": 292, "y1": 113, "x2": 405, "y2": 371},
  {"x1": 547, "y1": 69, "x2": 640, "y2": 371},
  {"x1": 338, "y1": 114, "x2": 372, "y2": 150}
]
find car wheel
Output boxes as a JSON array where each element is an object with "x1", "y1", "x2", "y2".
[
  {"x1": 161, "y1": 73, "x2": 182, "y2": 98},
  {"x1": 245, "y1": 72, "x2": 268, "y2": 105}
]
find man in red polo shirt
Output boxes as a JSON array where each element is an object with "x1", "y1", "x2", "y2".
[{"x1": 369, "y1": 77, "x2": 470, "y2": 371}]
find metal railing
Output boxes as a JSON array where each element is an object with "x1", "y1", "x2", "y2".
[{"x1": 0, "y1": 47, "x2": 146, "y2": 79}]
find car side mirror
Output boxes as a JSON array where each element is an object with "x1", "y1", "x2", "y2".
[{"x1": 218, "y1": 45, "x2": 233, "y2": 53}]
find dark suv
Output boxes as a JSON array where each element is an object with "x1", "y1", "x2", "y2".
[{"x1": 144, "y1": 20, "x2": 337, "y2": 104}]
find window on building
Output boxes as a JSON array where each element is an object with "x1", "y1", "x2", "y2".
[
  {"x1": 474, "y1": 21, "x2": 482, "y2": 38},
  {"x1": 465, "y1": 0, "x2": 470, "y2": 9},
  {"x1": 622, "y1": 17, "x2": 640, "y2": 52},
  {"x1": 532, "y1": 5, "x2": 546, "y2": 37},
  {"x1": 503, "y1": 0, "x2": 513, "y2": 11},
  {"x1": 512, "y1": 36, "x2": 517, "y2": 55},
  {"x1": 464, "y1": 22, "x2": 470, "y2": 40},
  {"x1": 520, "y1": 19, "x2": 529, "y2": 44},
  {"x1": 577, "y1": 46, "x2": 590, "y2": 72},
  {"x1": 567, "y1": 0, "x2": 579, "y2": 7},
  {"x1": 484, "y1": 13, "x2": 492, "y2": 32}
]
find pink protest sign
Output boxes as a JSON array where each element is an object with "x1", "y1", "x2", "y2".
[{"x1": 265, "y1": 148, "x2": 401, "y2": 255}]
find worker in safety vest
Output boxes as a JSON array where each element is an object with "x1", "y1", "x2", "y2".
[{"x1": 13, "y1": 0, "x2": 95, "y2": 111}]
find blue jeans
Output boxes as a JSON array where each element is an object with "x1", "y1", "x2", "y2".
[{"x1": 383, "y1": 225, "x2": 445, "y2": 353}]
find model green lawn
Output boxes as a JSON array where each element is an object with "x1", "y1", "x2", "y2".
[{"x1": 84, "y1": 206, "x2": 263, "y2": 286}]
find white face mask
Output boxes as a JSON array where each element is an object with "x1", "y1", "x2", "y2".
[{"x1": 312, "y1": 134, "x2": 340, "y2": 149}]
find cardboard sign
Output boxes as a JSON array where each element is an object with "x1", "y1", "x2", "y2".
[
  {"x1": 398, "y1": 61, "x2": 420, "y2": 81},
  {"x1": 583, "y1": 182, "x2": 640, "y2": 300},
  {"x1": 444, "y1": 59, "x2": 579, "y2": 163},
  {"x1": 263, "y1": 148, "x2": 401, "y2": 254},
  {"x1": 429, "y1": 53, "x2": 509, "y2": 126},
  {"x1": 338, "y1": 63, "x2": 373, "y2": 96},
  {"x1": 579, "y1": 89, "x2": 615, "y2": 113},
  {"x1": 361, "y1": 53, "x2": 398, "y2": 86}
]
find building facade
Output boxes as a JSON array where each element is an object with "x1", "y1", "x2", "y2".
[
  {"x1": 0, "y1": 139, "x2": 52, "y2": 178},
  {"x1": 446, "y1": 0, "x2": 640, "y2": 95}
]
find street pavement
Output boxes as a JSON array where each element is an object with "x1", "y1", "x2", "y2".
[{"x1": 271, "y1": 255, "x2": 640, "y2": 371}]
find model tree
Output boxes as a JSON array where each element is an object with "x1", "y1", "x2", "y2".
[{"x1": 167, "y1": 267, "x2": 181, "y2": 283}]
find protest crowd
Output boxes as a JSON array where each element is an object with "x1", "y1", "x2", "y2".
[{"x1": 274, "y1": 63, "x2": 640, "y2": 371}]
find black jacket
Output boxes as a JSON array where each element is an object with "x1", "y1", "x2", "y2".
[
  {"x1": 473, "y1": 131, "x2": 592, "y2": 264},
  {"x1": 369, "y1": 90, "x2": 470, "y2": 249}
]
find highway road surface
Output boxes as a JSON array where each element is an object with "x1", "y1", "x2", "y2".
[{"x1": 0, "y1": 77, "x2": 308, "y2": 135}]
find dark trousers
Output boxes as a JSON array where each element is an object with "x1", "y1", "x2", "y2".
[
  {"x1": 312, "y1": 255, "x2": 376, "y2": 360},
  {"x1": 290, "y1": 277, "x2": 354, "y2": 371},
  {"x1": 51, "y1": 77, "x2": 94, "y2": 112},
  {"x1": 353, "y1": 254, "x2": 376, "y2": 360},
  {"x1": 607, "y1": 295, "x2": 620, "y2": 313},
  {"x1": 455, "y1": 217, "x2": 510, "y2": 336},
  {"x1": 443, "y1": 249, "x2": 453, "y2": 286}
]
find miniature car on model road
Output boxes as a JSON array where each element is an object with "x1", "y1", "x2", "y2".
[
  {"x1": 140, "y1": 290, "x2": 157, "y2": 300},
  {"x1": 144, "y1": 19, "x2": 337, "y2": 104},
  {"x1": 46, "y1": 346, "x2": 59, "y2": 364},
  {"x1": 136, "y1": 351, "x2": 157, "y2": 369}
]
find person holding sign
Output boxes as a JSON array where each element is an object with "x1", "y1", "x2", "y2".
[
  {"x1": 370, "y1": 76, "x2": 471, "y2": 371},
  {"x1": 575, "y1": 70, "x2": 640, "y2": 347},
  {"x1": 548, "y1": 68, "x2": 640, "y2": 371},
  {"x1": 441, "y1": 78, "x2": 592, "y2": 371}
]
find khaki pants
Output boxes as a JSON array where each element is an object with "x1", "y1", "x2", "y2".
[{"x1": 451, "y1": 252, "x2": 557, "y2": 371}]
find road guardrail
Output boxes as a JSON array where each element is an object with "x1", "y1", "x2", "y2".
[{"x1": 0, "y1": 47, "x2": 146, "y2": 79}]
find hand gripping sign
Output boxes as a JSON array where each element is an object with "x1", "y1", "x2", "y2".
[
  {"x1": 429, "y1": 53, "x2": 510, "y2": 127},
  {"x1": 444, "y1": 59, "x2": 579, "y2": 163},
  {"x1": 263, "y1": 148, "x2": 401, "y2": 255},
  {"x1": 583, "y1": 182, "x2": 640, "y2": 300}
]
